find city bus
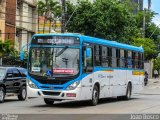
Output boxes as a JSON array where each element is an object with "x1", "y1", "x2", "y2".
[{"x1": 25, "y1": 33, "x2": 144, "y2": 106}]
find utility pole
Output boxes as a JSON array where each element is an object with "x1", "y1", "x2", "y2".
[{"x1": 61, "y1": 0, "x2": 66, "y2": 33}]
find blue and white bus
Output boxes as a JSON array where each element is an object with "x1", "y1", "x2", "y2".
[{"x1": 26, "y1": 33, "x2": 144, "y2": 106}]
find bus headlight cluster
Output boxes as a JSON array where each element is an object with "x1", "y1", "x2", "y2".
[
  {"x1": 27, "y1": 79, "x2": 38, "y2": 89},
  {"x1": 66, "y1": 81, "x2": 80, "y2": 90}
]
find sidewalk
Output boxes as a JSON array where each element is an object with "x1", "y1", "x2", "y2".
[{"x1": 137, "y1": 78, "x2": 160, "y2": 95}]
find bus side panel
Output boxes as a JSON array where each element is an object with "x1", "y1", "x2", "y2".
[
  {"x1": 128, "y1": 70, "x2": 144, "y2": 94},
  {"x1": 111, "y1": 69, "x2": 127, "y2": 97},
  {"x1": 94, "y1": 71, "x2": 110, "y2": 99},
  {"x1": 80, "y1": 74, "x2": 93, "y2": 100}
]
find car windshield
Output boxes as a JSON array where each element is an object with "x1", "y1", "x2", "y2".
[
  {"x1": 0, "y1": 68, "x2": 6, "y2": 77},
  {"x1": 29, "y1": 47, "x2": 79, "y2": 77}
]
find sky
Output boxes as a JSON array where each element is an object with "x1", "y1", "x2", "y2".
[{"x1": 144, "y1": 0, "x2": 160, "y2": 26}]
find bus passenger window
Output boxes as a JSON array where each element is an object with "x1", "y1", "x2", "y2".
[
  {"x1": 101, "y1": 46, "x2": 108, "y2": 67},
  {"x1": 108, "y1": 47, "x2": 112, "y2": 67},
  {"x1": 120, "y1": 49, "x2": 125, "y2": 68},
  {"x1": 124, "y1": 50, "x2": 128, "y2": 68},
  {"x1": 116, "y1": 49, "x2": 120, "y2": 67},
  {"x1": 94, "y1": 45, "x2": 101, "y2": 66},
  {"x1": 128, "y1": 51, "x2": 132, "y2": 68},
  {"x1": 112, "y1": 48, "x2": 117, "y2": 67}
]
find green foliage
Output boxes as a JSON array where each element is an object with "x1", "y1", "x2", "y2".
[
  {"x1": 0, "y1": 39, "x2": 14, "y2": 57},
  {"x1": 131, "y1": 38, "x2": 157, "y2": 60},
  {"x1": 153, "y1": 57, "x2": 160, "y2": 71},
  {"x1": 66, "y1": 0, "x2": 139, "y2": 43},
  {"x1": 37, "y1": 0, "x2": 61, "y2": 20}
]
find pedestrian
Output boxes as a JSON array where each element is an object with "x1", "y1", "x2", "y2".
[{"x1": 154, "y1": 69, "x2": 158, "y2": 79}]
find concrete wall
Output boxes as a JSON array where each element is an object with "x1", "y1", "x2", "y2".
[{"x1": 144, "y1": 60, "x2": 153, "y2": 78}]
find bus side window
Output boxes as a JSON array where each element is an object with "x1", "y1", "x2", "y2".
[
  {"x1": 94, "y1": 45, "x2": 101, "y2": 66},
  {"x1": 124, "y1": 50, "x2": 128, "y2": 68},
  {"x1": 112, "y1": 48, "x2": 117, "y2": 67},
  {"x1": 120, "y1": 49, "x2": 125, "y2": 68}
]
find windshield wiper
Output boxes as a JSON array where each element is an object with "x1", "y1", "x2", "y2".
[{"x1": 55, "y1": 46, "x2": 68, "y2": 57}]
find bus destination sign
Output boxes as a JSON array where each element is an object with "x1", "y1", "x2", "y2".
[{"x1": 32, "y1": 36, "x2": 80, "y2": 45}]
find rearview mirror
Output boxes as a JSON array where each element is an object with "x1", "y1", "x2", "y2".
[
  {"x1": 86, "y1": 48, "x2": 91, "y2": 58},
  {"x1": 20, "y1": 51, "x2": 24, "y2": 61}
]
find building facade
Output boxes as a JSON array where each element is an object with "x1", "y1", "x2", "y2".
[
  {"x1": 15, "y1": 0, "x2": 37, "y2": 51},
  {"x1": 0, "y1": 0, "x2": 6, "y2": 41},
  {"x1": 5, "y1": 0, "x2": 16, "y2": 41}
]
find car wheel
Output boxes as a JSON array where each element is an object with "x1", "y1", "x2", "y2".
[
  {"x1": 44, "y1": 98, "x2": 54, "y2": 105},
  {"x1": 0, "y1": 87, "x2": 5, "y2": 103},
  {"x1": 18, "y1": 86, "x2": 27, "y2": 101},
  {"x1": 90, "y1": 85, "x2": 99, "y2": 106}
]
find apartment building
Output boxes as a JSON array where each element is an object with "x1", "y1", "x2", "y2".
[{"x1": 15, "y1": 0, "x2": 37, "y2": 51}]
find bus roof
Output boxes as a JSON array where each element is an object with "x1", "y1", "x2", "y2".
[{"x1": 33, "y1": 33, "x2": 144, "y2": 52}]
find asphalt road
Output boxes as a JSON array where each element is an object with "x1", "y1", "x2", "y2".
[{"x1": 0, "y1": 79, "x2": 160, "y2": 120}]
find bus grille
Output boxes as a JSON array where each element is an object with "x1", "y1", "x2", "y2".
[
  {"x1": 37, "y1": 79, "x2": 68, "y2": 85},
  {"x1": 42, "y1": 91, "x2": 61, "y2": 96}
]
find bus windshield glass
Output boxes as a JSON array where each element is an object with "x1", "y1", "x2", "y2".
[{"x1": 29, "y1": 47, "x2": 79, "y2": 77}]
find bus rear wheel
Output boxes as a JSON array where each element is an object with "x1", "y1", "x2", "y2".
[
  {"x1": 44, "y1": 98, "x2": 54, "y2": 105},
  {"x1": 124, "y1": 83, "x2": 132, "y2": 100},
  {"x1": 90, "y1": 85, "x2": 99, "y2": 106}
]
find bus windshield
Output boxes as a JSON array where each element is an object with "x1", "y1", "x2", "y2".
[{"x1": 29, "y1": 47, "x2": 79, "y2": 77}]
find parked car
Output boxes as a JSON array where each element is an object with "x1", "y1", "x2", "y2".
[{"x1": 0, "y1": 67, "x2": 27, "y2": 103}]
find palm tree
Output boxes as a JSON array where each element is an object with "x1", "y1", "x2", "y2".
[
  {"x1": 37, "y1": 0, "x2": 61, "y2": 33},
  {"x1": 148, "y1": 0, "x2": 151, "y2": 10}
]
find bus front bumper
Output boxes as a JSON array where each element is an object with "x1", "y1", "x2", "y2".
[{"x1": 27, "y1": 85, "x2": 81, "y2": 100}]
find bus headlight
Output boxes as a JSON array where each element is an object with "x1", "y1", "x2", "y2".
[
  {"x1": 66, "y1": 81, "x2": 80, "y2": 90},
  {"x1": 27, "y1": 79, "x2": 38, "y2": 89}
]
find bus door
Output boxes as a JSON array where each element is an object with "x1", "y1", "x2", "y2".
[{"x1": 81, "y1": 46, "x2": 94, "y2": 100}]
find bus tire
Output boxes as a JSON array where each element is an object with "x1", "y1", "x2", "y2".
[
  {"x1": 44, "y1": 98, "x2": 54, "y2": 105},
  {"x1": 124, "y1": 83, "x2": 132, "y2": 100},
  {"x1": 18, "y1": 86, "x2": 27, "y2": 101},
  {"x1": 90, "y1": 85, "x2": 99, "y2": 106},
  {"x1": 0, "y1": 87, "x2": 5, "y2": 103}
]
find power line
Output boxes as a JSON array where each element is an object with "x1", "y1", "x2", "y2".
[
  {"x1": 0, "y1": 12, "x2": 38, "y2": 20},
  {"x1": 0, "y1": 17, "x2": 37, "y2": 24}
]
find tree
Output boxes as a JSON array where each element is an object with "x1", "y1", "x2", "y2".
[
  {"x1": 37, "y1": 0, "x2": 61, "y2": 33},
  {"x1": 131, "y1": 37, "x2": 157, "y2": 60},
  {"x1": 66, "y1": 0, "x2": 139, "y2": 43},
  {"x1": 153, "y1": 57, "x2": 160, "y2": 71}
]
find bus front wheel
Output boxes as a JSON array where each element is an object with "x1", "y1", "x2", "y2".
[
  {"x1": 90, "y1": 85, "x2": 99, "y2": 106},
  {"x1": 44, "y1": 98, "x2": 54, "y2": 105}
]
